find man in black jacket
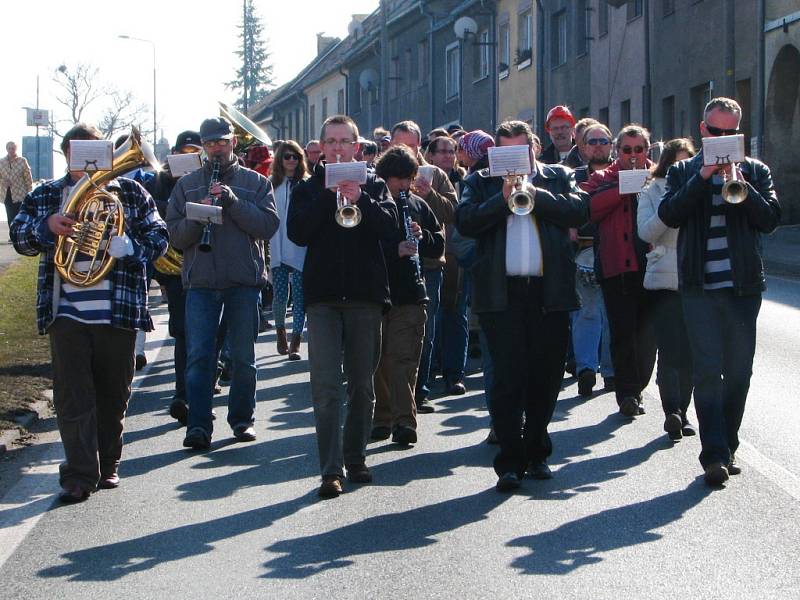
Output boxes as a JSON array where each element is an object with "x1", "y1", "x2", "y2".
[
  {"x1": 371, "y1": 145, "x2": 445, "y2": 446},
  {"x1": 658, "y1": 97, "x2": 780, "y2": 486},
  {"x1": 455, "y1": 120, "x2": 588, "y2": 492},
  {"x1": 287, "y1": 115, "x2": 398, "y2": 499}
]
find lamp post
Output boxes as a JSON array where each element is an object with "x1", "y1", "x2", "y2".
[{"x1": 118, "y1": 35, "x2": 157, "y2": 147}]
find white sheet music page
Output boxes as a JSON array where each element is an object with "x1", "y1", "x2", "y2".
[
  {"x1": 702, "y1": 134, "x2": 746, "y2": 166},
  {"x1": 325, "y1": 161, "x2": 369, "y2": 188},
  {"x1": 166, "y1": 153, "x2": 203, "y2": 178},
  {"x1": 68, "y1": 140, "x2": 113, "y2": 172},
  {"x1": 618, "y1": 170, "x2": 650, "y2": 194},
  {"x1": 488, "y1": 145, "x2": 532, "y2": 177}
]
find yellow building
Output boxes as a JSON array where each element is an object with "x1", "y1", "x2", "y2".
[{"x1": 496, "y1": 0, "x2": 537, "y2": 128}]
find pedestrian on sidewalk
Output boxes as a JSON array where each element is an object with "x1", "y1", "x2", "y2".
[
  {"x1": 1, "y1": 141, "x2": 33, "y2": 239},
  {"x1": 658, "y1": 97, "x2": 781, "y2": 486}
]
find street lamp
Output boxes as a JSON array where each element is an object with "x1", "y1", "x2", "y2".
[{"x1": 118, "y1": 35, "x2": 157, "y2": 147}]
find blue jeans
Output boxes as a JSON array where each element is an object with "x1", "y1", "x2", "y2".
[
  {"x1": 681, "y1": 289, "x2": 761, "y2": 468},
  {"x1": 416, "y1": 268, "x2": 442, "y2": 399},
  {"x1": 440, "y1": 270, "x2": 470, "y2": 386},
  {"x1": 571, "y1": 281, "x2": 614, "y2": 378},
  {"x1": 184, "y1": 287, "x2": 261, "y2": 435}
]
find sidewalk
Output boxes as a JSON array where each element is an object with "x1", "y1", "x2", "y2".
[
  {"x1": 762, "y1": 224, "x2": 800, "y2": 278},
  {"x1": 0, "y1": 222, "x2": 19, "y2": 271}
]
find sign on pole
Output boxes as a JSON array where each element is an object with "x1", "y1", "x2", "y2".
[{"x1": 25, "y1": 108, "x2": 50, "y2": 127}]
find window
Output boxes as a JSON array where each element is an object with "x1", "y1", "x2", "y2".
[
  {"x1": 599, "y1": 106, "x2": 609, "y2": 126},
  {"x1": 446, "y1": 42, "x2": 460, "y2": 100},
  {"x1": 498, "y1": 22, "x2": 510, "y2": 73},
  {"x1": 337, "y1": 89, "x2": 345, "y2": 115},
  {"x1": 620, "y1": 99, "x2": 631, "y2": 127},
  {"x1": 662, "y1": 0, "x2": 675, "y2": 16},
  {"x1": 579, "y1": 106, "x2": 590, "y2": 118},
  {"x1": 662, "y1": 96, "x2": 675, "y2": 139},
  {"x1": 405, "y1": 48, "x2": 413, "y2": 83},
  {"x1": 390, "y1": 56, "x2": 399, "y2": 98},
  {"x1": 627, "y1": 0, "x2": 643, "y2": 20},
  {"x1": 418, "y1": 39, "x2": 429, "y2": 83},
  {"x1": 321, "y1": 97, "x2": 328, "y2": 120},
  {"x1": 294, "y1": 109, "x2": 300, "y2": 140},
  {"x1": 474, "y1": 30, "x2": 490, "y2": 79},
  {"x1": 551, "y1": 10, "x2": 567, "y2": 67},
  {"x1": 309, "y1": 104, "x2": 316, "y2": 139},
  {"x1": 598, "y1": 0, "x2": 608, "y2": 36},
  {"x1": 576, "y1": 0, "x2": 589, "y2": 56},
  {"x1": 691, "y1": 81, "x2": 713, "y2": 128},
  {"x1": 518, "y1": 8, "x2": 533, "y2": 56}
]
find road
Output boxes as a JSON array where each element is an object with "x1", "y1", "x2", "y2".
[{"x1": 0, "y1": 277, "x2": 799, "y2": 599}]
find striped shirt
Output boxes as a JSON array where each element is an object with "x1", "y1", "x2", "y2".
[
  {"x1": 57, "y1": 259, "x2": 113, "y2": 324},
  {"x1": 703, "y1": 175, "x2": 733, "y2": 290}
]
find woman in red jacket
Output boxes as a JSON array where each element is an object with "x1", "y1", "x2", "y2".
[{"x1": 582, "y1": 124, "x2": 656, "y2": 418}]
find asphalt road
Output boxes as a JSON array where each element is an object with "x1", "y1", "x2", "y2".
[{"x1": 0, "y1": 278, "x2": 799, "y2": 599}]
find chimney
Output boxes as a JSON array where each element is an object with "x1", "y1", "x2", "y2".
[{"x1": 316, "y1": 34, "x2": 339, "y2": 56}]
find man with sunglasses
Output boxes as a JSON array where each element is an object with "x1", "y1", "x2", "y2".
[
  {"x1": 658, "y1": 97, "x2": 780, "y2": 486},
  {"x1": 287, "y1": 115, "x2": 398, "y2": 499},
  {"x1": 583, "y1": 124, "x2": 657, "y2": 419},
  {"x1": 167, "y1": 116, "x2": 279, "y2": 450}
]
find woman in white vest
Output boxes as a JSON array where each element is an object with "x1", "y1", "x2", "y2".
[
  {"x1": 269, "y1": 140, "x2": 309, "y2": 360},
  {"x1": 638, "y1": 138, "x2": 697, "y2": 441}
]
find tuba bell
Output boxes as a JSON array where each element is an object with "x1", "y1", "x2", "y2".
[
  {"x1": 218, "y1": 101, "x2": 273, "y2": 152},
  {"x1": 153, "y1": 246, "x2": 184, "y2": 276},
  {"x1": 54, "y1": 127, "x2": 160, "y2": 287}
]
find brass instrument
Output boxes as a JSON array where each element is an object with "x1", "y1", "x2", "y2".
[
  {"x1": 397, "y1": 189, "x2": 429, "y2": 305},
  {"x1": 199, "y1": 159, "x2": 222, "y2": 252},
  {"x1": 218, "y1": 101, "x2": 273, "y2": 151},
  {"x1": 55, "y1": 128, "x2": 159, "y2": 287},
  {"x1": 334, "y1": 154, "x2": 362, "y2": 228},
  {"x1": 722, "y1": 163, "x2": 748, "y2": 204},
  {"x1": 153, "y1": 246, "x2": 183, "y2": 276},
  {"x1": 506, "y1": 173, "x2": 535, "y2": 216}
]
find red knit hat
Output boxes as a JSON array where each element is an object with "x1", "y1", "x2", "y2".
[{"x1": 545, "y1": 105, "x2": 576, "y2": 130}]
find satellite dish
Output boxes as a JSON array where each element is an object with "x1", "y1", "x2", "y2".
[
  {"x1": 359, "y1": 68, "x2": 379, "y2": 91},
  {"x1": 454, "y1": 16, "x2": 478, "y2": 39}
]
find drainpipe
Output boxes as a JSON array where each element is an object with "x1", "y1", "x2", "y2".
[
  {"x1": 724, "y1": 0, "x2": 736, "y2": 97},
  {"x1": 380, "y1": 0, "x2": 389, "y2": 126},
  {"x1": 490, "y1": 3, "x2": 497, "y2": 131},
  {"x1": 643, "y1": 0, "x2": 652, "y2": 128},
  {"x1": 758, "y1": 0, "x2": 766, "y2": 158},
  {"x1": 536, "y1": 0, "x2": 545, "y2": 133},
  {"x1": 339, "y1": 65, "x2": 350, "y2": 117}
]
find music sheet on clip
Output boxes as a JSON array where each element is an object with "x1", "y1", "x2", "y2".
[
  {"x1": 618, "y1": 170, "x2": 650, "y2": 194},
  {"x1": 488, "y1": 145, "x2": 532, "y2": 177},
  {"x1": 166, "y1": 153, "x2": 203, "y2": 178},
  {"x1": 325, "y1": 161, "x2": 368, "y2": 188},
  {"x1": 68, "y1": 140, "x2": 113, "y2": 172},
  {"x1": 702, "y1": 134, "x2": 745, "y2": 166}
]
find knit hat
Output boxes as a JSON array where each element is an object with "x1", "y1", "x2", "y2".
[
  {"x1": 545, "y1": 105, "x2": 576, "y2": 130},
  {"x1": 460, "y1": 130, "x2": 495, "y2": 161}
]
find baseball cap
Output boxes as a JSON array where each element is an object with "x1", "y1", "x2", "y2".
[
  {"x1": 173, "y1": 130, "x2": 202, "y2": 151},
  {"x1": 545, "y1": 105, "x2": 576, "y2": 130},
  {"x1": 199, "y1": 117, "x2": 234, "y2": 142}
]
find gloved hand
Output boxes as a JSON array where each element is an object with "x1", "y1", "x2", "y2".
[{"x1": 108, "y1": 233, "x2": 135, "y2": 258}]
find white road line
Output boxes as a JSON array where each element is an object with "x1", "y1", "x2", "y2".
[
  {"x1": 736, "y1": 441, "x2": 800, "y2": 501},
  {"x1": 0, "y1": 304, "x2": 170, "y2": 571}
]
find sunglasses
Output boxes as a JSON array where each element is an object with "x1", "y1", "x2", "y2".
[
  {"x1": 586, "y1": 138, "x2": 610, "y2": 146},
  {"x1": 704, "y1": 123, "x2": 740, "y2": 137},
  {"x1": 282, "y1": 153, "x2": 300, "y2": 160},
  {"x1": 620, "y1": 146, "x2": 645, "y2": 154}
]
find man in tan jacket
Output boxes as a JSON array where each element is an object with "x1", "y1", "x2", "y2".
[{"x1": 1, "y1": 141, "x2": 33, "y2": 235}]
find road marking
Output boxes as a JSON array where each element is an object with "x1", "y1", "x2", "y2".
[{"x1": 736, "y1": 441, "x2": 800, "y2": 501}]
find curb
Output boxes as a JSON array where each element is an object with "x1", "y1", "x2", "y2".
[{"x1": 0, "y1": 394, "x2": 52, "y2": 455}]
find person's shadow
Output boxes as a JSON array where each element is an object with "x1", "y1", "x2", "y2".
[{"x1": 507, "y1": 479, "x2": 712, "y2": 574}]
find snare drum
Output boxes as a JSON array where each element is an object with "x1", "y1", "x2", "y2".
[{"x1": 576, "y1": 247, "x2": 597, "y2": 288}]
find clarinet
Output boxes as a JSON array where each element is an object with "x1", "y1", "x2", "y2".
[
  {"x1": 198, "y1": 159, "x2": 221, "y2": 253},
  {"x1": 397, "y1": 189, "x2": 429, "y2": 305}
]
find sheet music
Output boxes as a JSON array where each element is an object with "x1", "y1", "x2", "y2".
[
  {"x1": 68, "y1": 140, "x2": 113, "y2": 172},
  {"x1": 417, "y1": 165, "x2": 436, "y2": 185},
  {"x1": 185, "y1": 202, "x2": 223, "y2": 225},
  {"x1": 702, "y1": 134, "x2": 745, "y2": 166},
  {"x1": 325, "y1": 161, "x2": 369, "y2": 188},
  {"x1": 488, "y1": 145, "x2": 532, "y2": 177},
  {"x1": 618, "y1": 169, "x2": 650, "y2": 194},
  {"x1": 166, "y1": 153, "x2": 203, "y2": 178}
]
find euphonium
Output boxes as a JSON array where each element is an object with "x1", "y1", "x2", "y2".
[
  {"x1": 153, "y1": 246, "x2": 183, "y2": 276},
  {"x1": 722, "y1": 163, "x2": 748, "y2": 204},
  {"x1": 506, "y1": 174, "x2": 535, "y2": 216},
  {"x1": 54, "y1": 128, "x2": 158, "y2": 287},
  {"x1": 334, "y1": 154, "x2": 362, "y2": 228}
]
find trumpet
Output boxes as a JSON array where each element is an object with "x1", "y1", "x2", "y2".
[
  {"x1": 722, "y1": 163, "x2": 748, "y2": 204},
  {"x1": 334, "y1": 154, "x2": 362, "y2": 228},
  {"x1": 199, "y1": 159, "x2": 221, "y2": 252},
  {"x1": 506, "y1": 173, "x2": 535, "y2": 216}
]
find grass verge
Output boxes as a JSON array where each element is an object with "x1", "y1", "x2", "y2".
[{"x1": 0, "y1": 257, "x2": 51, "y2": 432}]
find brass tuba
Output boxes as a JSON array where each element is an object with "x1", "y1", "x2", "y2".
[
  {"x1": 218, "y1": 101, "x2": 273, "y2": 152},
  {"x1": 153, "y1": 246, "x2": 183, "y2": 276},
  {"x1": 55, "y1": 128, "x2": 160, "y2": 287}
]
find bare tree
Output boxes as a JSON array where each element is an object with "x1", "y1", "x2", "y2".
[{"x1": 98, "y1": 89, "x2": 151, "y2": 141}]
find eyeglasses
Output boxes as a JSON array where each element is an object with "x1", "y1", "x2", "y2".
[
  {"x1": 322, "y1": 138, "x2": 356, "y2": 147},
  {"x1": 203, "y1": 139, "x2": 231, "y2": 148},
  {"x1": 586, "y1": 138, "x2": 610, "y2": 146},
  {"x1": 704, "y1": 123, "x2": 740, "y2": 137},
  {"x1": 282, "y1": 153, "x2": 300, "y2": 161},
  {"x1": 620, "y1": 145, "x2": 645, "y2": 154}
]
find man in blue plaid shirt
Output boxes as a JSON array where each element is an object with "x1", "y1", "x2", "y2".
[{"x1": 10, "y1": 123, "x2": 168, "y2": 504}]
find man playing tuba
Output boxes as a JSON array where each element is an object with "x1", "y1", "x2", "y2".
[{"x1": 10, "y1": 122, "x2": 169, "y2": 504}]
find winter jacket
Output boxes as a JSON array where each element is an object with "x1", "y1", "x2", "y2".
[{"x1": 637, "y1": 177, "x2": 679, "y2": 291}]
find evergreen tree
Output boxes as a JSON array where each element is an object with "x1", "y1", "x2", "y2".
[{"x1": 227, "y1": 0, "x2": 274, "y2": 112}]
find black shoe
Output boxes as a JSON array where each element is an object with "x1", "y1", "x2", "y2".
[
  {"x1": 169, "y1": 398, "x2": 189, "y2": 426},
  {"x1": 528, "y1": 461, "x2": 553, "y2": 480},
  {"x1": 370, "y1": 425, "x2": 391, "y2": 441},
  {"x1": 345, "y1": 463, "x2": 372, "y2": 483},
  {"x1": 496, "y1": 472, "x2": 521, "y2": 492},
  {"x1": 681, "y1": 421, "x2": 697, "y2": 437},
  {"x1": 183, "y1": 427, "x2": 211, "y2": 450},
  {"x1": 485, "y1": 427, "x2": 499, "y2": 445},
  {"x1": 668, "y1": 429, "x2": 683, "y2": 442},
  {"x1": 618, "y1": 396, "x2": 639, "y2": 418},
  {"x1": 727, "y1": 455, "x2": 742, "y2": 475},
  {"x1": 318, "y1": 475, "x2": 342, "y2": 499},
  {"x1": 59, "y1": 483, "x2": 91, "y2": 504},
  {"x1": 233, "y1": 424, "x2": 256, "y2": 442},
  {"x1": 636, "y1": 396, "x2": 646, "y2": 415},
  {"x1": 603, "y1": 376, "x2": 615, "y2": 392},
  {"x1": 565, "y1": 359, "x2": 576, "y2": 377},
  {"x1": 704, "y1": 462, "x2": 729, "y2": 486},
  {"x1": 664, "y1": 413, "x2": 683, "y2": 435},
  {"x1": 446, "y1": 381, "x2": 466, "y2": 396},
  {"x1": 416, "y1": 397, "x2": 435, "y2": 414},
  {"x1": 577, "y1": 369, "x2": 596, "y2": 397},
  {"x1": 392, "y1": 425, "x2": 417, "y2": 446},
  {"x1": 135, "y1": 354, "x2": 147, "y2": 371},
  {"x1": 219, "y1": 365, "x2": 232, "y2": 383}
]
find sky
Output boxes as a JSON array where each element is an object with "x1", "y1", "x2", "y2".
[{"x1": 1, "y1": 0, "x2": 379, "y2": 176}]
